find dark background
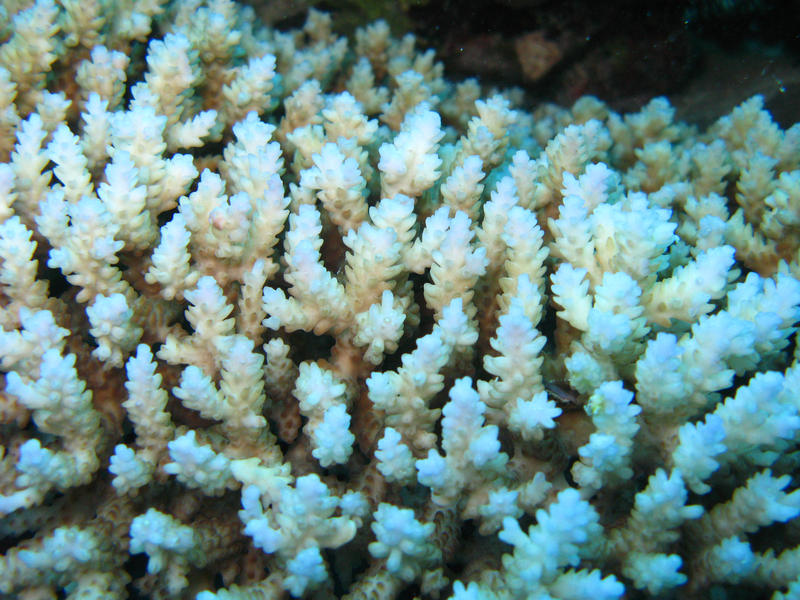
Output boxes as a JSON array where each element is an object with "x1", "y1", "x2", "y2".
[{"x1": 249, "y1": 0, "x2": 800, "y2": 127}]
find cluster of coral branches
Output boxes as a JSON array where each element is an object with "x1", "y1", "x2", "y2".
[{"x1": 1, "y1": 1, "x2": 800, "y2": 599}]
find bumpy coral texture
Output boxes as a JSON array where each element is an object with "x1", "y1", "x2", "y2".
[{"x1": 1, "y1": 1, "x2": 800, "y2": 599}]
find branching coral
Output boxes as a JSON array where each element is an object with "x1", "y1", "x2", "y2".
[{"x1": 1, "y1": 2, "x2": 800, "y2": 599}]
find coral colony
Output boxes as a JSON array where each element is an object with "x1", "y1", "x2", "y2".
[{"x1": 1, "y1": 1, "x2": 800, "y2": 599}]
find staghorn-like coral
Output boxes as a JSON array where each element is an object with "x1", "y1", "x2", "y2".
[{"x1": 1, "y1": 1, "x2": 800, "y2": 599}]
